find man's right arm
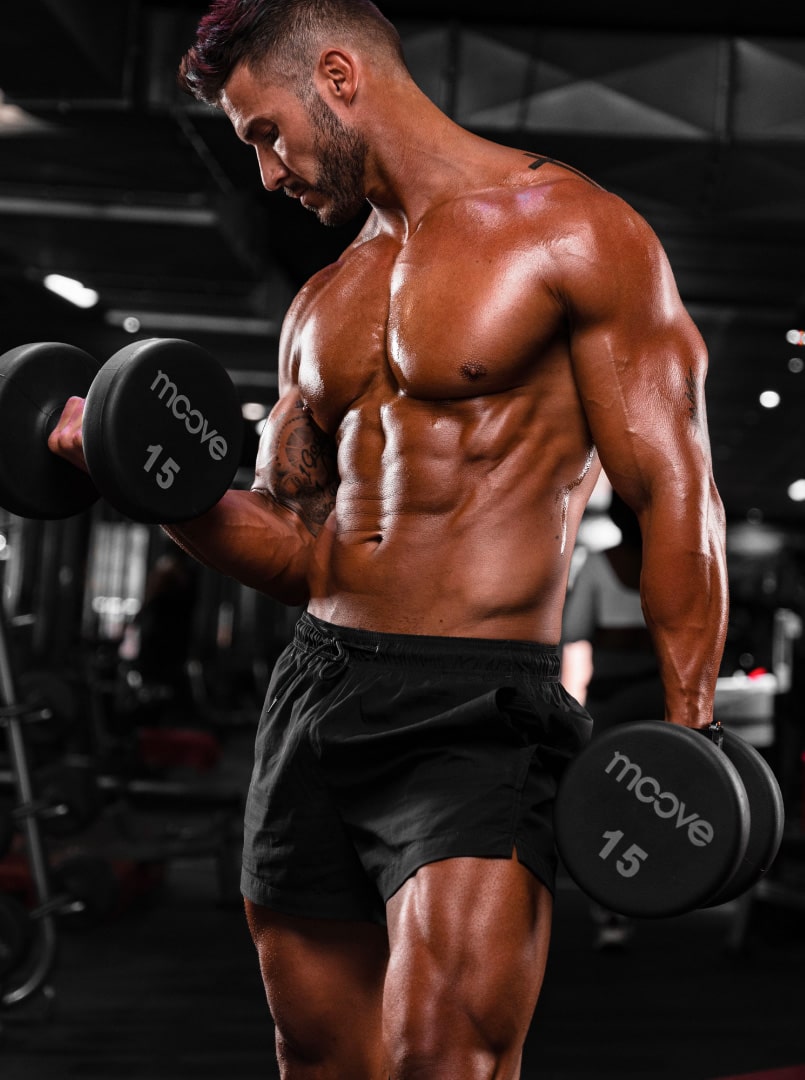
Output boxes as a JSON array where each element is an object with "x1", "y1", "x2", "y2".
[
  {"x1": 164, "y1": 388, "x2": 339, "y2": 605},
  {"x1": 49, "y1": 280, "x2": 337, "y2": 607},
  {"x1": 49, "y1": 378, "x2": 338, "y2": 606}
]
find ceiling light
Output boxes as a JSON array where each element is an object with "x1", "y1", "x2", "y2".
[
  {"x1": 43, "y1": 273, "x2": 99, "y2": 309},
  {"x1": 788, "y1": 479, "x2": 805, "y2": 503},
  {"x1": 759, "y1": 390, "x2": 780, "y2": 408},
  {"x1": 786, "y1": 329, "x2": 805, "y2": 346},
  {"x1": 0, "y1": 90, "x2": 49, "y2": 134},
  {"x1": 789, "y1": 357, "x2": 804, "y2": 374}
]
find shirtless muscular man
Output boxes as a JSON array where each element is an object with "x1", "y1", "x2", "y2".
[{"x1": 49, "y1": 1, "x2": 728, "y2": 1075}]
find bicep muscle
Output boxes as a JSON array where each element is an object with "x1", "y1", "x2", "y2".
[{"x1": 253, "y1": 392, "x2": 339, "y2": 535}]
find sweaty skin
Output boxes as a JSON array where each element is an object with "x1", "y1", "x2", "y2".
[
  {"x1": 49, "y1": 56, "x2": 727, "y2": 731},
  {"x1": 46, "y1": 37, "x2": 730, "y2": 1078}
]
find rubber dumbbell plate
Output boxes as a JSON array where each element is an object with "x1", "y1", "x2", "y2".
[
  {"x1": 83, "y1": 338, "x2": 243, "y2": 523},
  {"x1": 705, "y1": 729, "x2": 784, "y2": 906},
  {"x1": 555, "y1": 721, "x2": 750, "y2": 918},
  {"x1": 0, "y1": 342, "x2": 100, "y2": 518}
]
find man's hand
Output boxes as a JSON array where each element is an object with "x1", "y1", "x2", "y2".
[{"x1": 47, "y1": 396, "x2": 89, "y2": 473}]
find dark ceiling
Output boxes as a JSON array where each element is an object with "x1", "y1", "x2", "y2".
[{"x1": 1, "y1": 0, "x2": 804, "y2": 527}]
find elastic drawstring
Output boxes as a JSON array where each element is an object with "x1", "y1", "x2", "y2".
[
  {"x1": 304, "y1": 638, "x2": 348, "y2": 680},
  {"x1": 304, "y1": 637, "x2": 380, "y2": 680}
]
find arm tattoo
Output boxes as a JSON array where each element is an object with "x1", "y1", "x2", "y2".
[
  {"x1": 267, "y1": 400, "x2": 339, "y2": 535},
  {"x1": 684, "y1": 368, "x2": 699, "y2": 423}
]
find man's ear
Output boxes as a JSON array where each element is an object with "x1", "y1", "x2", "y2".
[{"x1": 314, "y1": 47, "x2": 359, "y2": 107}]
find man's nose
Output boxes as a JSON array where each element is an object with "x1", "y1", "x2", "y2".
[{"x1": 256, "y1": 147, "x2": 289, "y2": 192}]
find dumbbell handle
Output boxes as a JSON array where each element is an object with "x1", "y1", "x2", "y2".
[
  {"x1": 29, "y1": 894, "x2": 86, "y2": 920},
  {"x1": 0, "y1": 703, "x2": 52, "y2": 723},
  {"x1": 46, "y1": 395, "x2": 91, "y2": 476},
  {"x1": 706, "y1": 720, "x2": 725, "y2": 750}
]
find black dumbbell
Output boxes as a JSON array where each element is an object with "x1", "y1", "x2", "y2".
[
  {"x1": 34, "y1": 760, "x2": 103, "y2": 837},
  {"x1": 0, "y1": 338, "x2": 244, "y2": 523},
  {"x1": 703, "y1": 728, "x2": 785, "y2": 907},
  {"x1": 553, "y1": 720, "x2": 784, "y2": 918},
  {"x1": 50, "y1": 853, "x2": 120, "y2": 931},
  {"x1": 16, "y1": 669, "x2": 80, "y2": 759}
]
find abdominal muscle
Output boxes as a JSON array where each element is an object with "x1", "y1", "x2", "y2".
[
  {"x1": 306, "y1": 516, "x2": 567, "y2": 641},
  {"x1": 303, "y1": 399, "x2": 598, "y2": 642}
]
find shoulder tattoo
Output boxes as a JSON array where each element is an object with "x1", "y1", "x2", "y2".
[{"x1": 523, "y1": 153, "x2": 605, "y2": 191}]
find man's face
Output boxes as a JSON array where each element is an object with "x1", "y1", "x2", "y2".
[
  {"x1": 222, "y1": 63, "x2": 368, "y2": 227},
  {"x1": 303, "y1": 89, "x2": 368, "y2": 227}
]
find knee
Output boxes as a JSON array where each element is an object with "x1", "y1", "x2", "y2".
[
  {"x1": 386, "y1": 1038, "x2": 455, "y2": 1079},
  {"x1": 385, "y1": 1032, "x2": 505, "y2": 1079},
  {"x1": 384, "y1": 989, "x2": 515, "y2": 1079},
  {"x1": 382, "y1": 934, "x2": 544, "y2": 1076}
]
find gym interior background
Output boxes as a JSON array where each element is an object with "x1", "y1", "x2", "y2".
[{"x1": 1, "y1": 2, "x2": 805, "y2": 1077}]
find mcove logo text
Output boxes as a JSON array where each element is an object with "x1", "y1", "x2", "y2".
[
  {"x1": 150, "y1": 370, "x2": 229, "y2": 461},
  {"x1": 604, "y1": 750, "x2": 714, "y2": 847}
]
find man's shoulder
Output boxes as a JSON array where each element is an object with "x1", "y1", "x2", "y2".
[
  {"x1": 446, "y1": 155, "x2": 640, "y2": 239},
  {"x1": 514, "y1": 162, "x2": 638, "y2": 227},
  {"x1": 494, "y1": 160, "x2": 663, "y2": 269},
  {"x1": 519, "y1": 153, "x2": 606, "y2": 192}
]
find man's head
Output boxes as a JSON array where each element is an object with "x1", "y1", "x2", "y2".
[
  {"x1": 179, "y1": 0, "x2": 406, "y2": 225},
  {"x1": 178, "y1": 0, "x2": 405, "y2": 108}
]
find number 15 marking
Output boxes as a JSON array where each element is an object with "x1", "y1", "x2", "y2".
[
  {"x1": 144, "y1": 443, "x2": 181, "y2": 490},
  {"x1": 599, "y1": 829, "x2": 649, "y2": 878}
]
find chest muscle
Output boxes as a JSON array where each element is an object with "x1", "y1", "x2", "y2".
[{"x1": 295, "y1": 219, "x2": 565, "y2": 431}]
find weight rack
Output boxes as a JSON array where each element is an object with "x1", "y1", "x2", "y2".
[{"x1": 0, "y1": 601, "x2": 60, "y2": 1014}]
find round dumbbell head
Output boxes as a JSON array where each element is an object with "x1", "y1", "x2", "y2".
[
  {"x1": 16, "y1": 669, "x2": 80, "y2": 759},
  {"x1": 83, "y1": 338, "x2": 244, "y2": 523},
  {"x1": 0, "y1": 342, "x2": 100, "y2": 518},
  {"x1": 554, "y1": 721, "x2": 750, "y2": 918},
  {"x1": 35, "y1": 760, "x2": 103, "y2": 837},
  {"x1": 52, "y1": 853, "x2": 119, "y2": 931},
  {"x1": 704, "y1": 729, "x2": 784, "y2": 906}
]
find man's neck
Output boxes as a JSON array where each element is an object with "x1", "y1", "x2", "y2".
[{"x1": 359, "y1": 80, "x2": 505, "y2": 235}]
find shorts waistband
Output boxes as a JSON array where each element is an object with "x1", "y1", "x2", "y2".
[{"x1": 293, "y1": 612, "x2": 559, "y2": 679}]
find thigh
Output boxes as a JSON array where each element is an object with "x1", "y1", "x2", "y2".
[
  {"x1": 243, "y1": 652, "x2": 385, "y2": 924},
  {"x1": 245, "y1": 900, "x2": 389, "y2": 1075},
  {"x1": 383, "y1": 852, "x2": 553, "y2": 1063}
]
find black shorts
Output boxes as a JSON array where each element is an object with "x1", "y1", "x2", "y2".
[{"x1": 241, "y1": 613, "x2": 592, "y2": 924}]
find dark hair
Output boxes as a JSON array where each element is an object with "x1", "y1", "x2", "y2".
[{"x1": 178, "y1": 0, "x2": 405, "y2": 105}]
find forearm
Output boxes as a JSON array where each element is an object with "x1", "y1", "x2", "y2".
[
  {"x1": 639, "y1": 480, "x2": 728, "y2": 727},
  {"x1": 164, "y1": 488, "x2": 315, "y2": 606}
]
